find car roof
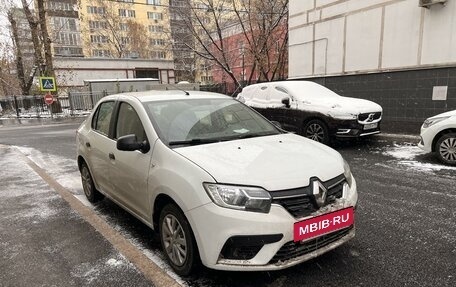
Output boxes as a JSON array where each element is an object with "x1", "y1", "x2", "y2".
[{"x1": 103, "y1": 90, "x2": 230, "y2": 102}]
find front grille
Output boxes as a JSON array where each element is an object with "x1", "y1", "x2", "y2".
[
  {"x1": 271, "y1": 174, "x2": 345, "y2": 218},
  {"x1": 358, "y1": 112, "x2": 382, "y2": 122},
  {"x1": 269, "y1": 226, "x2": 353, "y2": 264}
]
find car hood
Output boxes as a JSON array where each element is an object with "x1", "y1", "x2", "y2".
[
  {"x1": 173, "y1": 134, "x2": 345, "y2": 191},
  {"x1": 428, "y1": 109, "x2": 456, "y2": 119}
]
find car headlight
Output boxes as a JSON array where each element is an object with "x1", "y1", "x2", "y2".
[
  {"x1": 343, "y1": 159, "x2": 353, "y2": 187},
  {"x1": 422, "y1": 116, "x2": 450, "y2": 128},
  {"x1": 203, "y1": 183, "x2": 271, "y2": 213}
]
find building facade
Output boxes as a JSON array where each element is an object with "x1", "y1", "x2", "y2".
[
  {"x1": 42, "y1": 0, "x2": 176, "y2": 91},
  {"x1": 289, "y1": 0, "x2": 456, "y2": 132}
]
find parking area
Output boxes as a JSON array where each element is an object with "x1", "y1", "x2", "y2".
[{"x1": 0, "y1": 121, "x2": 455, "y2": 287}]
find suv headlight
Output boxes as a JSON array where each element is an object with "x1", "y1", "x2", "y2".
[
  {"x1": 422, "y1": 116, "x2": 450, "y2": 129},
  {"x1": 343, "y1": 159, "x2": 353, "y2": 187},
  {"x1": 203, "y1": 183, "x2": 271, "y2": 213}
]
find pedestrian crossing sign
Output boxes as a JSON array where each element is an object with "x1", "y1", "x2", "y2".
[{"x1": 39, "y1": 77, "x2": 57, "y2": 92}]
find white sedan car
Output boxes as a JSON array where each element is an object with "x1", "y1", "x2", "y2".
[
  {"x1": 418, "y1": 110, "x2": 456, "y2": 165},
  {"x1": 76, "y1": 90, "x2": 357, "y2": 275}
]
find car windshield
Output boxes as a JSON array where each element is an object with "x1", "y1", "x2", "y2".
[{"x1": 143, "y1": 98, "x2": 281, "y2": 146}]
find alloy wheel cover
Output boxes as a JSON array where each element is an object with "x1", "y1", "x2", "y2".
[
  {"x1": 162, "y1": 214, "x2": 187, "y2": 266},
  {"x1": 306, "y1": 123, "x2": 325, "y2": 142},
  {"x1": 440, "y1": 137, "x2": 456, "y2": 163},
  {"x1": 81, "y1": 167, "x2": 92, "y2": 197}
]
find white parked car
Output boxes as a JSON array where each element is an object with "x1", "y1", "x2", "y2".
[
  {"x1": 237, "y1": 81, "x2": 383, "y2": 144},
  {"x1": 76, "y1": 90, "x2": 358, "y2": 275},
  {"x1": 418, "y1": 110, "x2": 456, "y2": 165}
]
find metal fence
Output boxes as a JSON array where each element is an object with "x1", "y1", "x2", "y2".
[{"x1": 0, "y1": 91, "x2": 112, "y2": 119}]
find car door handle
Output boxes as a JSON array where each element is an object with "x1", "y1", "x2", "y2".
[
  {"x1": 85, "y1": 142, "x2": 91, "y2": 148},
  {"x1": 109, "y1": 153, "x2": 115, "y2": 160}
]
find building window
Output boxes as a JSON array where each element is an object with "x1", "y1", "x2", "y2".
[
  {"x1": 201, "y1": 76, "x2": 213, "y2": 83},
  {"x1": 89, "y1": 20, "x2": 108, "y2": 30},
  {"x1": 150, "y1": 38, "x2": 165, "y2": 46},
  {"x1": 170, "y1": 0, "x2": 186, "y2": 7},
  {"x1": 87, "y1": 6, "x2": 106, "y2": 14},
  {"x1": 120, "y1": 23, "x2": 129, "y2": 31},
  {"x1": 147, "y1": 12, "x2": 163, "y2": 20},
  {"x1": 119, "y1": 9, "x2": 136, "y2": 18},
  {"x1": 56, "y1": 32, "x2": 80, "y2": 46},
  {"x1": 150, "y1": 51, "x2": 166, "y2": 59},
  {"x1": 170, "y1": 13, "x2": 182, "y2": 21},
  {"x1": 148, "y1": 25, "x2": 164, "y2": 33},
  {"x1": 90, "y1": 35, "x2": 108, "y2": 43},
  {"x1": 147, "y1": 0, "x2": 161, "y2": 5},
  {"x1": 54, "y1": 46, "x2": 83, "y2": 56},
  {"x1": 48, "y1": 1, "x2": 75, "y2": 11},
  {"x1": 92, "y1": 49, "x2": 111, "y2": 57},
  {"x1": 53, "y1": 17, "x2": 78, "y2": 32},
  {"x1": 121, "y1": 37, "x2": 131, "y2": 45}
]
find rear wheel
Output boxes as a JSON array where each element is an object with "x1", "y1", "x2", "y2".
[
  {"x1": 303, "y1": 119, "x2": 329, "y2": 144},
  {"x1": 159, "y1": 204, "x2": 199, "y2": 276},
  {"x1": 435, "y1": 133, "x2": 456, "y2": 165},
  {"x1": 80, "y1": 162, "x2": 104, "y2": 203}
]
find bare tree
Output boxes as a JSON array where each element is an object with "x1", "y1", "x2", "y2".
[
  {"x1": 174, "y1": 0, "x2": 288, "y2": 89},
  {"x1": 233, "y1": 0, "x2": 288, "y2": 82}
]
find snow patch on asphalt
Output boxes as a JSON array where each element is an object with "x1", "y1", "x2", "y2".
[
  {"x1": 14, "y1": 145, "x2": 83, "y2": 194},
  {"x1": 71, "y1": 254, "x2": 134, "y2": 284},
  {"x1": 383, "y1": 143, "x2": 456, "y2": 172},
  {"x1": 1, "y1": 147, "x2": 61, "y2": 221}
]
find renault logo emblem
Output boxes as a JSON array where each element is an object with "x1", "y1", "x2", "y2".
[{"x1": 312, "y1": 179, "x2": 327, "y2": 208}]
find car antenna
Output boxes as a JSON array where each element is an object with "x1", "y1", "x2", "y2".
[{"x1": 166, "y1": 82, "x2": 190, "y2": 96}]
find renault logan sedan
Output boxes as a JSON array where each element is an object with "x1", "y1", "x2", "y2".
[
  {"x1": 418, "y1": 110, "x2": 456, "y2": 165},
  {"x1": 76, "y1": 90, "x2": 358, "y2": 275}
]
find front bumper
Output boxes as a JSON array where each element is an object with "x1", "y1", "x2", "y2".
[
  {"x1": 418, "y1": 126, "x2": 436, "y2": 152},
  {"x1": 333, "y1": 120, "x2": 381, "y2": 138},
  {"x1": 186, "y1": 178, "x2": 358, "y2": 271}
]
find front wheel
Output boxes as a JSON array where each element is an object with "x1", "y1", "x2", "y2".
[
  {"x1": 435, "y1": 133, "x2": 456, "y2": 165},
  {"x1": 159, "y1": 204, "x2": 199, "y2": 276},
  {"x1": 303, "y1": 119, "x2": 330, "y2": 145}
]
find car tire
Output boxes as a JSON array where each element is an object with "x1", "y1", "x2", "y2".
[
  {"x1": 159, "y1": 203, "x2": 199, "y2": 276},
  {"x1": 303, "y1": 119, "x2": 330, "y2": 144},
  {"x1": 80, "y1": 162, "x2": 104, "y2": 203},
  {"x1": 435, "y1": 133, "x2": 456, "y2": 166}
]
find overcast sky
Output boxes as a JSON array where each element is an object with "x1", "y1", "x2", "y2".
[{"x1": 0, "y1": 0, "x2": 27, "y2": 45}]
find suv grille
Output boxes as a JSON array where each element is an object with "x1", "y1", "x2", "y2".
[
  {"x1": 271, "y1": 174, "x2": 345, "y2": 218},
  {"x1": 269, "y1": 226, "x2": 353, "y2": 264},
  {"x1": 358, "y1": 112, "x2": 382, "y2": 122}
]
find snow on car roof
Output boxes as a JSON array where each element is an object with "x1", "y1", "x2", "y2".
[{"x1": 242, "y1": 81, "x2": 340, "y2": 99}]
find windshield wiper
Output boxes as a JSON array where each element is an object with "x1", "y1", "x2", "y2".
[
  {"x1": 235, "y1": 132, "x2": 278, "y2": 140},
  {"x1": 168, "y1": 138, "x2": 220, "y2": 146}
]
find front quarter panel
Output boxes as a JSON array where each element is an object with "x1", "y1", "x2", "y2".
[{"x1": 149, "y1": 140, "x2": 214, "y2": 217}]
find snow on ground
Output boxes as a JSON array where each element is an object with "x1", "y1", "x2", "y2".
[
  {"x1": 382, "y1": 143, "x2": 456, "y2": 172},
  {"x1": 14, "y1": 146, "x2": 83, "y2": 195},
  {"x1": 12, "y1": 145, "x2": 187, "y2": 286}
]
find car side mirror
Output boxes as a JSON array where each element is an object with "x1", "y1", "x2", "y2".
[
  {"x1": 117, "y1": 134, "x2": 150, "y2": 153},
  {"x1": 281, "y1": 98, "x2": 290, "y2": 108}
]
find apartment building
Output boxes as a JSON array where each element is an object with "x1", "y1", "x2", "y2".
[
  {"x1": 42, "y1": 0, "x2": 175, "y2": 90},
  {"x1": 289, "y1": 0, "x2": 456, "y2": 131}
]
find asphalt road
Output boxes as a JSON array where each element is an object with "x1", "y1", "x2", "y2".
[{"x1": 0, "y1": 119, "x2": 455, "y2": 287}]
